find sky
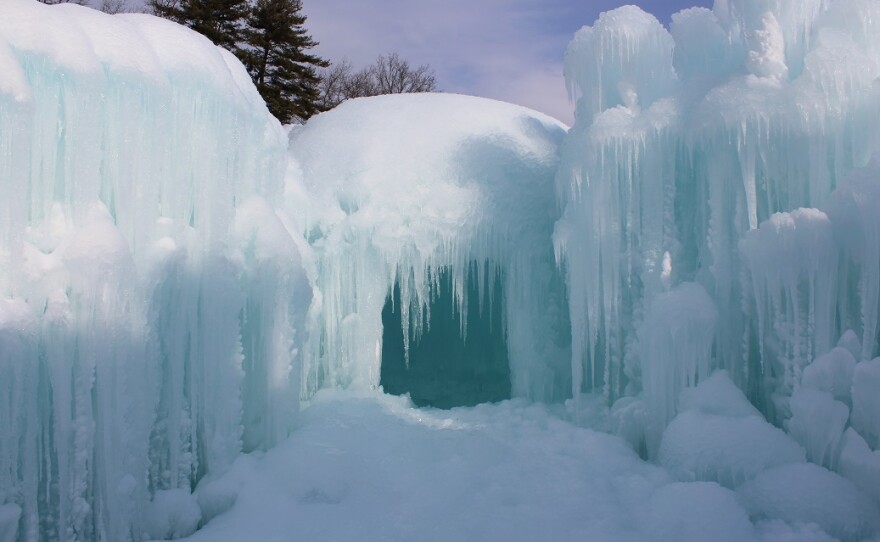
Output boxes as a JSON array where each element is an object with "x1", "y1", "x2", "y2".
[{"x1": 302, "y1": 0, "x2": 712, "y2": 125}]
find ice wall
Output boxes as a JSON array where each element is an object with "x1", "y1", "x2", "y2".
[
  {"x1": 284, "y1": 93, "x2": 572, "y2": 403},
  {"x1": 557, "y1": 0, "x2": 880, "y2": 447},
  {"x1": 0, "y1": 2, "x2": 309, "y2": 540}
]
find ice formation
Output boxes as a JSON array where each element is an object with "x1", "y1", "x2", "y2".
[
  {"x1": 283, "y1": 93, "x2": 571, "y2": 403},
  {"x1": 0, "y1": 2, "x2": 306, "y2": 540},
  {"x1": 3, "y1": 0, "x2": 880, "y2": 540},
  {"x1": 556, "y1": 0, "x2": 880, "y2": 441}
]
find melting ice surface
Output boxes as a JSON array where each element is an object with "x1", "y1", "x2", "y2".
[{"x1": 2, "y1": 0, "x2": 880, "y2": 541}]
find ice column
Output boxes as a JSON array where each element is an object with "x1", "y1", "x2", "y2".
[{"x1": 0, "y1": 4, "x2": 305, "y2": 541}]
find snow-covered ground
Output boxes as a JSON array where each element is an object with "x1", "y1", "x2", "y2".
[
  {"x1": 186, "y1": 392, "x2": 669, "y2": 542},
  {"x1": 179, "y1": 388, "x2": 872, "y2": 542}
]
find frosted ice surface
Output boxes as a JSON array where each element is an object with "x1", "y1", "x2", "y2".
[
  {"x1": 839, "y1": 428, "x2": 880, "y2": 506},
  {"x1": 557, "y1": 0, "x2": 880, "y2": 443},
  {"x1": 737, "y1": 462, "x2": 880, "y2": 542},
  {"x1": 564, "y1": 5, "x2": 676, "y2": 118},
  {"x1": 678, "y1": 370, "x2": 762, "y2": 419},
  {"x1": 638, "y1": 482, "x2": 754, "y2": 542},
  {"x1": 740, "y1": 209, "x2": 837, "y2": 396},
  {"x1": 754, "y1": 520, "x2": 839, "y2": 542},
  {"x1": 0, "y1": 505, "x2": 20, "y2": 542},
  {"x1": 837, "y1": 330, "x2": 863, "y2": 363},
  {"x1": 826, "y1": 157, "x2": 880, "y2": 362},
  {"x1": 851, "y1": 358, "x2": 880, "y2": 449},
  {"x1": 143, "y1": 489, "x2": 201, "y2": 540},
  {"x1": 658, "y1": 410, "x2": 804, "y2": 488},
  {"x1": 801, "y1": 346, "x2": 857, "y2": 403},
  {"x1": 787, "y1": 388, "x2": 849, "y2": 470},
  {"x1": 0, "y1": 2, "x2": 302, "y2": 540},
  {"x1": 639, "y1": 282, "x2": 717, "y2": 452}
]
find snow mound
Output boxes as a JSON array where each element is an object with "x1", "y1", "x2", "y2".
[
  {"x1": 658, "y1": 371, "x2": 804, "y2": 488},
  {"x1": 839, "y1": 428, "x2": 880, "y2": 506},
  {"x1": 678, "y1": 371, "x2": 762, "y2": 419},
  {"x1": 787, "y1": 388, "x2": 849, "y2": 469},
  {"x1": 754, "y1": 520, "x2": 839, "y2": 542},
  {"x1": 737, "y1": 463, "x2": 880, "y2": 542},
  {"x1": 0, "y1": 504, "x2": 20, "y2": 542},
  {"x1": 850, "y1": 358, "x2": 880, "y2": 449},
  {"x1": 801, "y1": 346, "x2": 857, "y2": 403},
  {"x1": 658, "y1": 410, "x2": 805, "y2": 488},
  {"x1": 638, "y1": 482, "x2": 754, "y2": 542},
  {"x1": 144, "y1": 489, "x2": 201, "y2": 540}
]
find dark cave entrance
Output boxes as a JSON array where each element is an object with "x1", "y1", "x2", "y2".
[{"x1": 380, "y1": 265, "x2": 511, "y2": 409}]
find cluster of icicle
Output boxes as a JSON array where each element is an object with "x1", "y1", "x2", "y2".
[
  {"x1": 0, "y1": 2, "x2": 310, "y2": 540},
  {"x1": 554, "y1": 0, "x2": 880, "y2": 455}
]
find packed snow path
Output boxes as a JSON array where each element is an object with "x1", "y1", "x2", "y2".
[
  {"x1": 182, "y1": 392, "x2": 734, "y2": 542},
  {"x1": 181, "y1": 390, "x2": 872, "y2": 542},
  {"x1": 185, "y1": 393, "x2": 664, "y2": 542}
]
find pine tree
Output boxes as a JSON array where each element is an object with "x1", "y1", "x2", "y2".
[
  {"x1": 148, "y1": 0, "x2": 249, "y2": 52},
  {"x1": 240, "y1": 0, "x2": 329, "y2": 123}
]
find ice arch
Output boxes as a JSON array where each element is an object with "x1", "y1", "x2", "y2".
[
  {"x1": 380, "y1": 266, "x2": 511, "y2": 408},
  {"x1": 284, "y1": 93, "x2": 572, "y2": 405}
]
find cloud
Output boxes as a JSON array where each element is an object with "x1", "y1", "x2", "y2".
[
  {"x1": 302, "y1": 0, "x2": 584, "y2": 124},
  {"x1": 126, "y1": 0, "x2": 712, "y2": 124}
]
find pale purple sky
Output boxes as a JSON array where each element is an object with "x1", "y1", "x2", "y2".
[{"x1": 302, "y1": 1, "x2": 712, "y2": 125}]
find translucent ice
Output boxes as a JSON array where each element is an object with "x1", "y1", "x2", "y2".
[
  {"x1": 638, "y1": 482, "x2": 754, "y2": 542},
  {"x1": 737, "y1": 463, "x2": 880, "y2": 541},
  {"x1": 658, "y1": 410, "x2": 804, "y2": 488},
  {"x1": 801, "y1": 346, "x2": 857, "y2": 403},
  {"x1": 787, "y1": 388, "x2": 848, "y2": 469},
  {"x1": 557, "y1": 0, "x2": 880, "y2": 437},
  {"x1": 850, "y1": 358, "x2": 880, "y2": 449},
  {"x1": 838, "y1": 428, "x2": 880, "y2": 506},
  {"x1": 0, "y1": 2, "x2": 305, "y2": 540}
]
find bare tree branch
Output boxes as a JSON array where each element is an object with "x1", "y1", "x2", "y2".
[
  {"x1": 369, "y1": 53, "x2": 437, "y2": 94},
  {"x1": 100, "y1": 0, "x2": 131, "y2": 14},
  {"x1": 318, "y1": 60, "x2": 354, "y2": 111},
  {"x1": 37, "y1": 0, "x2": 90, "y2": 5},
  {"x1": 319, "y1": 52, "x2": 437, "y2": 111}
]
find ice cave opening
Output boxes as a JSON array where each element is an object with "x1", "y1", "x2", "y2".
[{"x1": 380, "y1": 264, "x2": 511, "y2": 408}]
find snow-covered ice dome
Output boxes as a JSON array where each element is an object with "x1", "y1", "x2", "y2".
[{"x1": 285, "y1": 93, "x2": 572, "y2": 404}]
